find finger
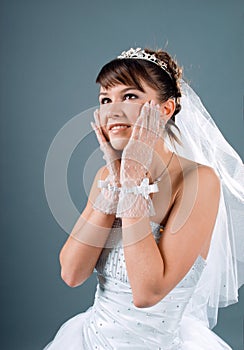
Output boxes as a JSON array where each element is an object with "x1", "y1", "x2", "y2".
[
  {"x1": 143, "y1": 101, "x2": 149, "y2": 133},
  {"x1": 91, "y1": 121, "x2": 100, "y2": 135},
  {"x1": 92, "y1": 116, "x2": 106, "y2": 145},
  {"x1": 155, "y1": 104, "x2": 161, "y2": 135},
  {"x1": 91, "y1": 122, "x2": 103, "y2": 145},
  {"x1": 98, "y1": 111, "x2": 109, "y2": 141},
  {"x1": 140, "y1": 101, "x2": 153, "y2": 140},
  {"x1": 95, "y1": 109, "x2": 106, "y2": 134},
  {"x1": 133, "y1": 102, "x2": 149, "y2": 140},
  {"x1": 96, "y1": 109, "x2": 103, "y2": 127},
  {"x1": 91, "y1": 121, "x2": 97, "y2": 132},
  {"x1": 149, "y1": 101, "x2": 157, "y2": 137},
  {"x1": 137, "y1": 101, "x2": 149, "y2": 127},
  {"x1": 140, "y1": 104, "x2": 149, "y2": 140},
  {"x1": 95, "y1": 110, "x2": 109, "y2": 144},
  {"x1": 150, "y1": 100, "x2": 157, "y2": 132},
  {"x1": 149, "y1": 101, "x2": 160, "y2": 137},
  {"x1": 94, "y1": 109, "x2": 100, "y2": 127},
  {"x1": 130, "y1": 116, "x2": 142, "y2": 141}
]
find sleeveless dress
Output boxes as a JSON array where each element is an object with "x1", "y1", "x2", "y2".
[{"x1": 43, "y1": 219, "x2": 232, "y2": 349}]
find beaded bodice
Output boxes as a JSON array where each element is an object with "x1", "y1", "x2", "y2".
[
  {"x1": 95, "y1": 218, "x2": 162, "y2": 284},
  {"x1": 86, "y1": 218, "x2": 207, "y2": 349}
]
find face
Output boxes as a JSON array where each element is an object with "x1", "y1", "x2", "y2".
[{"x1": 98, "y1": 82, "x2": 161, "y2": 150}]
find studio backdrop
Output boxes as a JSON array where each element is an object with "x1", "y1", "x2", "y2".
[{"x1": 1, "y1": 0, "x2": 243, "y2": 349}]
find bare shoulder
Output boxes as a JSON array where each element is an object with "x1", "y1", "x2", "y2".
[
  {"x1": 174, "y1": 155, "x2": 220, "y2": 195},
  {"x1": 170, "y1": 156, "x2": 221, "y2": 235},
  {"x1": 155, "y1": 155, "x2": 220, "y2": 227},
  {"x1": 186, "y1": 162, "x2": 220, "y2": 185}
]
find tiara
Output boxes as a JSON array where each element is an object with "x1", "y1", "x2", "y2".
[{"x1": 117, "y1": 47, "x2": 172, "y2": 78}]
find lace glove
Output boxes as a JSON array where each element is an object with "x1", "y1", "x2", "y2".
[
  {"x1": 91, "y1": 110, "x2": 120, "y2": 214},
  {"x1": 117, "y1": 101, "x2": 162, "y2": 218}
]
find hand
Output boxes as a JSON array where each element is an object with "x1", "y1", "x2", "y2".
[
  {"x1": 120, "y1": 100, "x2": 161, "y2": 187},
  {"x1": 91, "y1": 109, "x2": 121, "y2": 214},
  {"x1": 117, "y1": 101, "x2": 161, "y2": 218},
  {"x1": 91, "y1": 109, "x2": 121, "y2": 186}
]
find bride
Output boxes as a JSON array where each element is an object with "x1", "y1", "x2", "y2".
[{"x1": 43, "y1": 47, "x2": 244, "y2": 349}]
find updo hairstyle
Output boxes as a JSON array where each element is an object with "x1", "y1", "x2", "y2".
[{"x1": 96, "y1": 48, "x2": 183, "y2": 148}]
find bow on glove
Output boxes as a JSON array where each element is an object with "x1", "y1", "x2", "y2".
[
  {"x1": 91, "y1": 109, "x2": 121, "y2": 214},
  {"x1": 117, "y1": 100, "x2": 162, "y2": 218}
]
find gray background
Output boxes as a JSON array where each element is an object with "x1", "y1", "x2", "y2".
[{"x1": 1, "y1": 0, "x2": 243, "y2": 349}]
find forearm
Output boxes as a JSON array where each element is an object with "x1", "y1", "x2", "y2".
[
  {"x1": 60, "y1": 208, "x2": 115, "y2": 287},
  {"x1": 122, "y1": 217, "x2": 165, "y2": 307}
]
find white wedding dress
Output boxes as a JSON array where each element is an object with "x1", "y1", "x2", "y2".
[{"x1": 43, "y1": 218, "x2": 232, "y2": 349}]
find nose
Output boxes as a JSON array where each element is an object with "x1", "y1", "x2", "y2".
[
  {"x1": 100, "y1": 102, "x2": 125, "y2": 122},
  {"x1": 107, "y1": 102, "x2": 125, "y2": 118}
]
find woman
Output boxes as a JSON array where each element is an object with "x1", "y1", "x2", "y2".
[{"x1": 43, "y1": 48, "x2": 244, "y2": 349}]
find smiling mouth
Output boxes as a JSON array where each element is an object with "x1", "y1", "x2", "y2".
[{"x1": 108, "y1": 124, "x2": 131, "y2": 132}]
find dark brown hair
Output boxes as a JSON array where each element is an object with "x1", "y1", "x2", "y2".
[{"x1": 96, "y1": 48, "x2": 183, "y2": 148}]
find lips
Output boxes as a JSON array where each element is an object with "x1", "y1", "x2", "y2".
[{"x1": 108, "y1": 123, "x2": 131, "y2": 132}]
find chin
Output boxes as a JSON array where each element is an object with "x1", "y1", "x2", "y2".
[{"x1": 110, "y1": 137, "x2": 129, "y2": 151}]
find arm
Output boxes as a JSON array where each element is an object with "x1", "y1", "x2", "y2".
[
  {"x1": 122, "y1": 165, "x2": 220, "y2": 307},
  {"x1": 59, "y1": 166, "x2": 115, "y2": 287}
]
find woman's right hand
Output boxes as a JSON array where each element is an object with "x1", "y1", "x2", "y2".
[
  {"x1": 91, "y1": 109, "x2": 121, "y2": 214},
  {"x1": 91, "y1": 109, "x2": 121, "y2": 186}
]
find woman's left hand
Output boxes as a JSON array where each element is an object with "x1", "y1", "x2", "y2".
[{"x1": 120, "y1": 100, "x2": 161, "y2": 187}]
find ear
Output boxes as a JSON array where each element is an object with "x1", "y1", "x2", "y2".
[{"x1": 160, "y1": 99, "x2": 176, "y2": 123}]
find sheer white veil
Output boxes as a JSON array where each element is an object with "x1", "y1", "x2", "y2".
[{"x1": 165, "y1": 79, "x2": 244, "y2": 329}]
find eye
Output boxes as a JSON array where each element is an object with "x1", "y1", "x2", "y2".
[
  {"x1": 100, "y1": 97, "x2": 111, "y2": 104},
  {"x1": 124, "y1": 93, "x2": 138, "y2": 101}
]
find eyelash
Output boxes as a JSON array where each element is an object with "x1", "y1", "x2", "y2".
[{"x1": 100, "y1": 93, "x2": 138, "y2": 104}]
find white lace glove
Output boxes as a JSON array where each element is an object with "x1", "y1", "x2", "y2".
[
  {"x1": 117, "y1": 101, "x2": 162, "y2": 218},
  {"x1": 91, "y1": 110, "x2": 121, "y2": 214}
]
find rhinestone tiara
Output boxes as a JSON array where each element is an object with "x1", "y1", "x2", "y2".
[{"x1": 117, "y1": 47, "x2": 172, "y2": 78}]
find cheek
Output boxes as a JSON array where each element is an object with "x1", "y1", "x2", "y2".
[
  {"x1": 123, "y1": 103, "x2": 143, "y2": 123},
  {"x1": 99, "y1": 105, "x2": 110, "y2": 127},
  {"x1": 99, "y1": 102, "x2": 143, "y2": 125}
]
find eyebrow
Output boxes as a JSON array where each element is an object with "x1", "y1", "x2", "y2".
[{"x1": 98, "y1": 86, "x2": 143, "y2": 97}]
